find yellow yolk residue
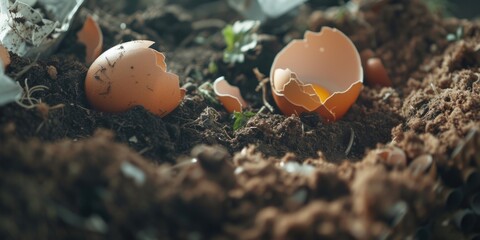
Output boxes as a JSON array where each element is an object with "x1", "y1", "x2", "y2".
[{"x1": 311, "y1": 84, "x2": 330, "y2": 103}]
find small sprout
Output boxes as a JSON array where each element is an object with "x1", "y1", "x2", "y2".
[
  {"x1": 198, "y1": 82, "x2": 220, "y2": 106},
  {"x1": 446, "y1": 26, "x2": 463, "y2": 42},
  {"x1": 232, "y1": 111, "x2": 255, "y2": 131},
  {"x1": 222, "y1": 20, "x2": 260, "y2": 64},
  {"x1": 208, "y1": 61, "x2": 218, "y2": 75}
]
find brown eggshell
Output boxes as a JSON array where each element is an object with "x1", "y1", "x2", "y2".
[
  {"x1": 365, "y1": 58, "x2": 392, "y2": 87},
  {"x1": 0, "y1": 44, "x2": 11, "y2": 70},
  {"x1": 270, "y1": 27, "x2": 363, "y2": 121},
  {"x1": 213, "y1": 77, "x2": 248, "y2": 113},
  {"x1": 360, "y1": 49, "x2": 375, "y2": 65},
  {"x1": 77, "y1": 15, "x2": 103, "y2": 65},
  {"x1": 85, "y1": 40, "x2": 182, "y2": 117},
  {"x1": 377, "y1": 147, "x2": 407, "y2": 167}
]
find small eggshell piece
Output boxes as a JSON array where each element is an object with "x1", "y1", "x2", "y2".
[
  {"x1": 0, "y1": 45, "x2": 11, "y2": 70},
  {"x1": 77, "y1": 15, "x2": 103, "y2": 65},
  {"x1": 377, "y1": 147, "x2": 406, "y2": 167},
  {"x1": 365, "y1": 58, "x2": 392, "y2": 87},
  {"x1": 213, "y1": 77, "x2": 248, "y2": 113},
  {"x1": 85, "y1": 40, "x2": 183, "y2": 117}
]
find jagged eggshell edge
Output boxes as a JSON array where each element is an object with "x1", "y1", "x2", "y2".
[
  {"x1": 85, "y1": 40, "x2": 182, "y2": 117},
  {"x1": 213, "y1": 76, "x2": 248, "y2": 113},
  {"x1": 270, "y1": 27, "x2": 363, "y2": 121},
  {"x1": 77, "y1": 15, "x2": 103, "y2": 65}
]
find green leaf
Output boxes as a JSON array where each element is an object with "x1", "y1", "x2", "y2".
[
  {"x1": 232, "y1": 111, "x2": 256, "y2": 131},
  {"x1": 221, "y1": 20, "x2": 260, "y2": 64},
  {"x1": 222, "y1": 25, "x2": 235, "y2": 52},
  {"x1": 208, "y1": 61, "x2": 218, "y2": 75}
]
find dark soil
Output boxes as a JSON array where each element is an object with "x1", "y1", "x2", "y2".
[{"x1": 1, "y1": 0, "x2": 479, "y2": 239}]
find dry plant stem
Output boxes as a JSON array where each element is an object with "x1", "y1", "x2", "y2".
[
  {"x1": 345, "y1": 127, "x2": 355, "y2": 155},
  {"x1": 14, "y1": 54, "x2": 41, "y2": 80},
  {"x1": 138, "y1": 146, "x2": 153, "y2": 155},
  {"x1": 15, "y1": 79, "x2": 48, "y2": 109},
  {"x1": 35, "y1": 103, "x2": 65, "y2": 133},
  {"x1": 253, "y1": 68, "x2": 274, "y2": 113}
]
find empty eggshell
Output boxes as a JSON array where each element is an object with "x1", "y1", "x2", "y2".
[
  {"x1": 0, "y1": 44, "x2": 11, "y2": 70},
  {"x1": 77, "y1": 15, "x2": 103, "y2": 65},
  {"x1": 270, "y1": 27, "x2": 363, "y2": 121},
  {"x1": 85, "y1": 40, "x2": 183, "y2": 117},
  {"x1": 213, "y1": 76, "x2": 248, "y2": 113}
]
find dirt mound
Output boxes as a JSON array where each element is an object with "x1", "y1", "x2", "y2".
[{"x1": 0, "y1": 0, "x2": 479, "y2": 239}]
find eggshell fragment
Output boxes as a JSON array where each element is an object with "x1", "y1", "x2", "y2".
[
  {"x1": 365, "y1": 58, "x2": 392, "y2": 87},
  {"x1": 377, "y1": 146, "x2": 407, "y2": 167},
  {"x1": 77, "y1": 15, "x2": 103, "y2": 65},
  {"x1": 0, "y1": 45, "x2": 11, "y2": 70},
  {"x1": 85, "y1": 40, "x2": 183, "y2": 117},
  {"x1": 270, "y1": 27, "x2": 363, "y2": 121},
  {"x1": 213, "y1": 76, "x2": 248, "y2": 113}
]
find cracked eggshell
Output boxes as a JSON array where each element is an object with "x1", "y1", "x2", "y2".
[
  {"x1": 77, "y1": 15, "x2": 103, "y2": 65},
  {"x1": 270, "y1": 27, "x2": 363, "y2": 121},
  {"x1": 213, "y1": 76, "x2": 248, "y2": 113},
  {"x1": 85, "y1": 40, "x2": 183, "y2": 117},
  {"x1": 0, "y1": 45, "x2": 10, "y2": 70}
]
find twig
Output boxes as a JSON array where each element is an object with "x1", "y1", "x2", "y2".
[
  {"x1": 15, "y1": 79, "x2": 49, "y2": 109},
  {"x1": 253, "y1": 68, "x2": 274, "y2": 113},
  {"x1": 14, "y1": 53, "x2": 41, "y2": 81},
  {"x1": 345, "y1": 127, "x2": 355, "y2": 155}
]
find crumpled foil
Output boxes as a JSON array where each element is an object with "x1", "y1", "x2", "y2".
[
  {"x1": 0, "y1": 0, "x2": 84, "y2": 57},
  {"x1": 227, "y1": 0, "x2": 306, "y2": 21}
]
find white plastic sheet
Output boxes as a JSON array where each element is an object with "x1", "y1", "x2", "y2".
[
  {"x1": 227, "y1": 0, "x2": 306, "y2": 21},
  {"x1": 0, "y1": 0, "x2": 84, "y2": 57},
  {"x1": 0, "y1": 58, "x2": 22, "y2": 106}
]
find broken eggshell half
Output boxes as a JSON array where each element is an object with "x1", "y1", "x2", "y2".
[
  {"x1": 77, "y1": 15, "x2": 103, "y2": 65},
  {"x1": 270, "y1": 27, "x2": 363, "y2": 121},
  {"x1": 85, "y1": 40, "x2": 184, "y2": 117},
  {"x1": 213, "y1": 76, "x2": 248, "y2": 113}
]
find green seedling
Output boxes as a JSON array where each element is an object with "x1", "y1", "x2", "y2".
[
  {"x1": 446, "y1": 26, "x2": 463, "y2": 42},
  {"x1": 208, "y1": 61, "x2": 218, "y2": 75},
  {"x1": 198, "y1": 82, "x2": 220, "y2": 106},
  {"x1": 232, "y1": 111, "x2": 256, "y2": 131},
  {"x1": 222, "y1": 20, "x2": 260, "y2": 64}
]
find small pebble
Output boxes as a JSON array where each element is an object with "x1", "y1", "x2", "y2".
[{"x1": 47, "y1": 65, "x2": 58, "y2": 80}]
